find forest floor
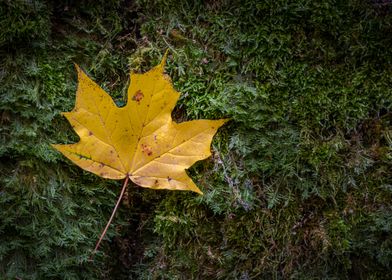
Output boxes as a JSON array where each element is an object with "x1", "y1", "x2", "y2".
[{"x1": 1, "y1": 1, "x2": 392, "y2": 279}]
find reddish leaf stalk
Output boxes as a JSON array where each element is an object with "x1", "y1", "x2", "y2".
[{"x1": 90, "y1": 176, "x2": 129, "y2": 260}]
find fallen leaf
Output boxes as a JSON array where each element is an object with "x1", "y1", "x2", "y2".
[{"x1": 53, "y1": 52, "x2": 226, "y2": 194}]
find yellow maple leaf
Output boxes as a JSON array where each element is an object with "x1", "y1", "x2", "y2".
[{"x1": 53, "y1": 52, "x2": 226, "y2": 195}]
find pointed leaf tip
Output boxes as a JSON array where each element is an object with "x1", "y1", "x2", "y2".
[
  {"x1": 73, "y1": 63, "x2": 82, "y2": 72},
  {"x1": 158, "y1": 50, "x2": 169, "y2": 71}
]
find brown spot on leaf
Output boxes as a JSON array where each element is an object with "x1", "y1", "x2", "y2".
[
  {"x1": 167, "y1": 177, "x2": 172, "y2": 182},
  {"x1": 154, "y1": 179, "x2": 159, "y2": 186},
  {"x1": 132, "y1": 90, "x2": 144, "y2": 104},
  {"x1": 89, "y1": 131, "x2": 93, "y2": 136},
  {"x1": 99, "y1": 163, "x2": 105, "y2": 168},
  {"x1": 141, "y1": 144, "x2": 153, "y2": 156}
]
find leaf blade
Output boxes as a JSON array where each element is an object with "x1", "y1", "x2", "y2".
[{"x1": 53, "y1": 54, "x2": 227, "y2": 194}]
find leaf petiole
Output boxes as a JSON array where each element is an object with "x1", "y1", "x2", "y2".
[{"x1": 89, "y1": 176, "x2": 129, "y2": 260}]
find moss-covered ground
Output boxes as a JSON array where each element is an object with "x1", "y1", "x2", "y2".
[{"x1": 1, "y1": 0, "x2": 391, "y2": 279}]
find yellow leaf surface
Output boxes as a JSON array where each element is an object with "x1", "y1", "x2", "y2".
[{"x1": 52, "y1": 53, "x2": 226, "y2": 194}]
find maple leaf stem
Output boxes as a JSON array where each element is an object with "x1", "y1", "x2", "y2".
[{"x1": 90, "y1": 176, "x2": 129, "y2": 260}]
